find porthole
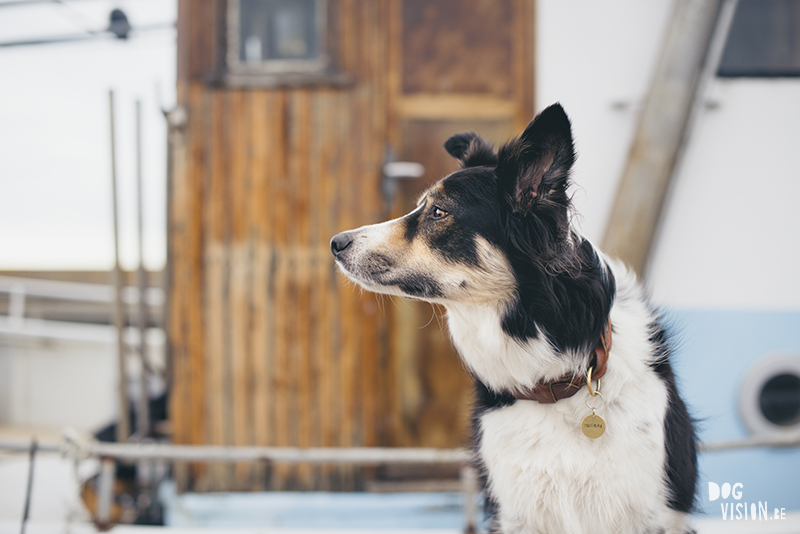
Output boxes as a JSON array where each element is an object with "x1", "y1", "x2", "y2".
[
  {"x1": 759, "y1": 373, "x2": 800, "y2": 426},
  {"x1": 739, "y1": 354, "x2": 800, "y2": 435}
]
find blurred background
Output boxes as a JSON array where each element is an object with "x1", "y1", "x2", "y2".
[{"x1": 0, "y1": 0, "x2": 798, "y2": 532}]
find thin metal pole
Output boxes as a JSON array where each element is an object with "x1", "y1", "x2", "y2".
[
  {"x1": 162, "y1": 104, "x2": 187, "y2": 399},
  {"x1": 135, "y1": 99, "x2": 150, "y2": 438},
  {"x1": 109, "y1": 89, "x2": 131, "y2": 442},
  {"x1": 96, "y1": 458, "x2": 116, "y2": 527},
  {"x1": 460, "y1": 465, "x2": 478, "y2": 534},
  {"x1": 20, "y1": 438, "x2": 36, "y2": 534}
]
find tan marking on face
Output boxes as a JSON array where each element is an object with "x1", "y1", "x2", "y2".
[{"x1": 427, "y1": 237, "x2": 516, "y2": 305}]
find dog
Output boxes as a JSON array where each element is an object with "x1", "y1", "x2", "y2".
[{"x1": 330, "y1": 103, "x2": 697, "y2": 534}]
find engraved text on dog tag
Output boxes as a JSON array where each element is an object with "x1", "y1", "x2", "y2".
[{"x1": 581, "y1": 413, "x2": 606, "y2": 439}]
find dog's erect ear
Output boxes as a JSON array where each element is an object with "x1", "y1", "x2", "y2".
[
  {"x1": 496, "y1": 103, "x2": 575, "y2": 215},
  {"x1": 444, "y1": 132, "x2": 498, "y2": 168}
]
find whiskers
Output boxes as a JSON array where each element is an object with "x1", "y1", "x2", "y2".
[{"x1": 419, "y1": 302, "x2": 448, "y2": 335}]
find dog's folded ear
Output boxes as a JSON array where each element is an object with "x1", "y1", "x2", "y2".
[
  {"x1": 444, "y1": 132, "x2": 498, "y2": 168},
  {"x1": 496, "y1": 103, "x2": 575, "y2": 215}
]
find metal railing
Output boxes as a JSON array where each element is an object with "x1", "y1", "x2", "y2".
[
  {"x1": 699, "y1": 431, "x2": 800, "y2": 452},
  {"x1": 0, "y1": 438, "x2": 478, "y2": 532},
  {"x1": 2, "y1": 432, "x2": 800, "y2": 531},
  {"x1": 0, "y1": 276, "x2": 166, "y2": 356},
  {"x1": 0, "y1": 440, "x2": 470, "y2": 464},
  {"x1": 0, "y1": 275, "x2": 164, "y2": 325}
]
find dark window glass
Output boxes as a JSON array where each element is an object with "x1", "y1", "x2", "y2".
[
  {"x1": 238, "y1": 0, "x2": 322, "y2": 65},
  {"x1": 718, "y1": 0, "x2": 800, "y2": 77},
  {"x1": 759, "y1": 373, "x2": 800, "y2": 426}
]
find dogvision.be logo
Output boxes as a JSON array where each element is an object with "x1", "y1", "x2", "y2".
[{"x1": 708, "y1": 482, "x2": 787, "y2": 521}]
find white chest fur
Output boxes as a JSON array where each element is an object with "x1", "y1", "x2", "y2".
[{"x1": 478, "y1": 382, "x2": 675, "y2": 533}]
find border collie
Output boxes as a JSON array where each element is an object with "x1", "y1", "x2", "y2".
[{"x1": 330, "y1": 104, "x2": 697, "y2": 534}]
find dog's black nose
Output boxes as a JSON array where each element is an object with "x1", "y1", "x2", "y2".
[{"x1": 330, "y1": 233, "x2": 353, "y2": 255}]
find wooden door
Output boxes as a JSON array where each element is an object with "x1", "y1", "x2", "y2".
[{"x1": 383, "y1": 0, "x2": 535, "y2": 449}]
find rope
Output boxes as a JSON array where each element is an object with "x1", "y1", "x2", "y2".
[{"x1": 20, "y1": 438, "x2": 37, "y2": 534}]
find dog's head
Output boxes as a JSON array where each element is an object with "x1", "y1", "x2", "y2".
[{"x1": 330, "y1": 103, "x2": 578, "y2": 310}]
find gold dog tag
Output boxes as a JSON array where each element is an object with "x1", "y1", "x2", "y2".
[{"x1": 581, "y1": 413, "x2": 606, "y2": 439}]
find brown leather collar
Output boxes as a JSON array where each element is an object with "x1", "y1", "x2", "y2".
[{"x1": 513, "y1": 322, "x2": 612, "y2": 404}]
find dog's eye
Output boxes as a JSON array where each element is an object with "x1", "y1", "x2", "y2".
[{"x1": 430, "y1": 207, "x2": 449, "y2": 220}]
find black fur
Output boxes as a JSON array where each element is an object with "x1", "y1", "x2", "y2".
[
  {"x1": 444, "y1": 132, "x2": 499, "y2": 168},
  {"x1": 500, "y1": 237, "x2": 616, "y2": 354},
  {"x1": 648, "y1": 319, "x2": 699, "y2": 513},
  {"x1": 496, "y1": 106, "x2": 574, "y2": 214},
  {"x1": 403, "y1": 203, "x2": 423, "y2": 242},
  {"x1": 429, "y1": 169, "x2": 505, "y2": 266},
  {"x1": 392, "y1": 273, "x2": 443, "y2": 299}
]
